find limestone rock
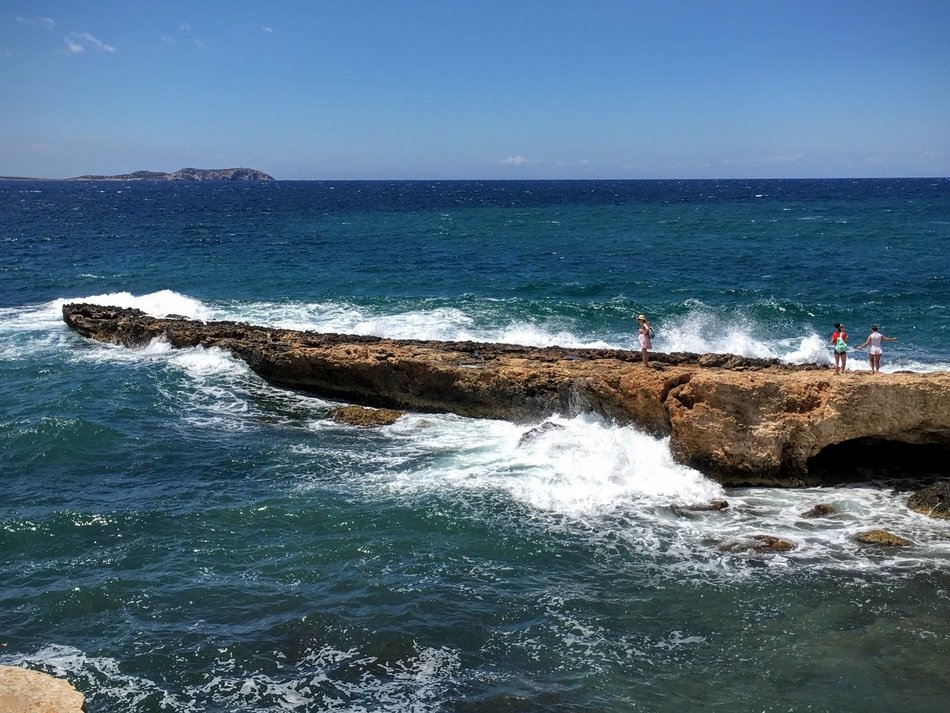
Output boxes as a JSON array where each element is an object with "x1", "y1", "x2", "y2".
[
  {"x1": 719, "y1": 534, "x2": 797, "y2": 553},
  {"x1": 328, "y1": 405, "x2": 404, "y2": 427},
  {"x1": 906, "y1": 482, "x2": 950, "y2": 519},
  {"x1": 0, "y1": 665, "x2": 86, "y2": 712},
  {"x1": 856, "y1": 529, "x2": 911, "y2": 547},
  {"x1": 61, "y1": 303, "x2": 950, "y2": 487}
]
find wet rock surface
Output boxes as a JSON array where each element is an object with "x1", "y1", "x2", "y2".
[
  {"x1": 906, "y1": 482, "x2": 950, "y2": 519},
  {"x1": 328, "y1": 405, "x2": 405, "y2": 427},
  {"x1": 856, "y1": 529, "x2": 912, "y2": 547}
]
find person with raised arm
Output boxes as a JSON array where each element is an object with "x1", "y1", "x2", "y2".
[{"x1": 857, "y1": 324, "x2": 897, "y2": 373}]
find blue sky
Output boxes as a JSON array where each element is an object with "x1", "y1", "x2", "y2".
[{"x1": 2, "y1": 1, "x2": 949, "y2": 179}]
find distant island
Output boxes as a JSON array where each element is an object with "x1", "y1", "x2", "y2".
[{"x1": 70, "y1": 167, "x2": 275, "y2": 181}]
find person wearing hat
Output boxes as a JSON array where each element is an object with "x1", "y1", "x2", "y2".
[{"x1": 636, "y1": 314, "x2": 653, "y2": 366}]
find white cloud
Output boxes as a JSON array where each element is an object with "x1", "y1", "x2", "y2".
[
  {"x1": 262, "y1": 26, "x2": 273, "y2": 34},
  {"x1": 64, "y1": 36, "x2": 84, "y2": 53},
  {"x1": 160, "y1": 35, "x2": 177, "y2": 45},
  {"x1": 75, "y1": 32, "x2": 116, "y2": 53},
  {"x1": 180, "y1": 23, "x2": 192, "y2": 31},
  {"x1": 500, "y1": 155, "x2": 535, "y2": 166},
  {"x1": 16, "y1": 16, "x2": 56, "y2": 30}
]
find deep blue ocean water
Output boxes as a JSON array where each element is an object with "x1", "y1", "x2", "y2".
[{"x1": 1, "y1": 179, "x2": 949, "y2": 711}]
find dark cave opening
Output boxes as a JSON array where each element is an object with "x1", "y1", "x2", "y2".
[{"x1": 807, "y1": 438, "x2": 950, "y2": 485}]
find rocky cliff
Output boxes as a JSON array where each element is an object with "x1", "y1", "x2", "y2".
[{"x1": 62, "y1": 303, "x2": 950, "y2": 486}]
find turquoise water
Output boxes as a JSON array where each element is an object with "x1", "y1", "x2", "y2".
[{"x1": 1, "y1": 179, "x2": 949, "y2": 711}]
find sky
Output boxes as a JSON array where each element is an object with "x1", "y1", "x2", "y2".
[{"x1": 2, "y1": 1, "x2": 949, "y2": 180}]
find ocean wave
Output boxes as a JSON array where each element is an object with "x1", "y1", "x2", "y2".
[{"x1": 301, "y1": 412, "x2": 950, "y2": 576}]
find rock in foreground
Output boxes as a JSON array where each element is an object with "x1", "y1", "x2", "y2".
[
  {"x1": 0, "y1": 666, "x2": 85, "y2": 712},
  {"x1": 62, "y1": 303, "x2": 950, "y2": 487}
]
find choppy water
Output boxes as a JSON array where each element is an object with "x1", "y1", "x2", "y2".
[{"x1": 1, "y1": 179, "x2": 949, "y2": 711}]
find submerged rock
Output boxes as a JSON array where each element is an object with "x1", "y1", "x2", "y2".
[
  {"x1": 800, "y1": 503, "x2": 837, "y2": 518},
  {"x1": 518, "y1": 421, "x2": 566, "y2": 446},
  {"x1": 906, "y1": 482, "x2": 950, "y2": 519},
  {"x1": 719, "y1": 534, "x2": 797, "y2": 553},
  {"x1": 856, "y1": 529, "x2": 911, "y2": 547},
  {"x1": 686, "y1": 499, "x2": 729, "y2": 511}
]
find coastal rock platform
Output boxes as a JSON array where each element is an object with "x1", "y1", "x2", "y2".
[{"x1": 63, "y1": 303, "x2": 950, "y2": 487}]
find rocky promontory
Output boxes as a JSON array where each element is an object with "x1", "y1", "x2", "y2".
[
  {"x1": 70, "y1": 167, "x2": 274, "y2": 181},
  {"x1": 62, "y1": 303, "x2": 950, "y2": 487}
]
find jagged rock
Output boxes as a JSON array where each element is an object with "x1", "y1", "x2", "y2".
[
  {"x1": 328, "y1": 405, "x2": 404, "y2": 427},
  {"x1": 0, "y1": 665, "x2": 86, "y2": 712},
  {"x1": 719, "y1": 534, "x2": 797, "y2": 553},
  {"x1": 906, "y1": 482, "x2": 950, "y2": 519},
  {"x1": 856, "y1": 529, "x2": 911, "y2": 547},
  {"x1": 518, "y1": 421, "x2": 566, "y2": 446},
  {"x1": 61, "y1": 303, "x2": 950, "y2": 486},
  {"x1": 800, "y1": 503, "x2": 836, "y2": 518}
]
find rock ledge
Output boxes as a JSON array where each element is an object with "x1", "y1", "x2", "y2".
[{"x1": 62, "y1": 303, "x2": 950, "y2": 487}]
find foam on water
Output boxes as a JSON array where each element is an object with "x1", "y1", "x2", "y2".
[
  {"x1": 57, "y1": 289, "x2": 213, "y2": 320},
  {"x1": 317, "y1": 412, "x2": 950, "y2": 575},
  {"x1": 1, "y1": 642, "x2": 463, "y2": 713},
  {"x1": 12, "y1": 288, "x2": 943, "y2": 371},
  {"x1": 657, "y1": 308, "x2": 783, "y2": 359}
]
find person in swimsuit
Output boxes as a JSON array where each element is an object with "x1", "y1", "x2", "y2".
[
  {"x1": 857, "y1": 324, "x2": 896, "y2": 373},
  {"x1": 830, "y1": 322, "x2": 848, "y2": 374},
  {"x1": 637, "y1": 314, "x2": 652, "y2": 366}
]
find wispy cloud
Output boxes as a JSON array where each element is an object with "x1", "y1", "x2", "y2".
[
  {"x1": 64, "y1": 36, "x2": 84, "y2": 53},
  {"x1": 16, "y1": 16, "x2": 56, "y2": 30},
  {"x1": 76, "y1": 32, "x2": 116, "y2": 52},
  {"x1": 262, "y1": 26, "x2": 273, "y2": 35},
  {"x1": 65, "y1": 32, "x2": 116, "y2": 54},
  {"x1": 500, "y1": 155, "x2": 537, "y2": 166}
]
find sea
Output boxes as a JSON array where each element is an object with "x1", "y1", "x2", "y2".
[{"x1": 1, "y1": 178, "x2": 948, "y2": 712}]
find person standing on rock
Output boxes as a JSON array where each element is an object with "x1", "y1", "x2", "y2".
[
  {"x1": 637, "y1": 314, "x2": 653, "y2": 366},
  {"x1": 830, "y1": 322, "x2": 848, "y2": 374},
  {"x1": 856, "y1": 324, "x2": 896, "y2": 373}
]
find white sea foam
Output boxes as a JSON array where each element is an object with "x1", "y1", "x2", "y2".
[
  {"x1": 0, "y1": 642, "x2": 461, "y2": 712},
  {"x1": 227, "y1": 299, "x2": 614, "y2": 348},
  {"x1": 22, "y1": 289, "x2": 944, "y2": 371},
  {"x1": 322, "y1": 411, "x2": 950, "y2": 574},
  {"x1": 33, "y1": 289, "x2": 214, "y2": 319}
]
